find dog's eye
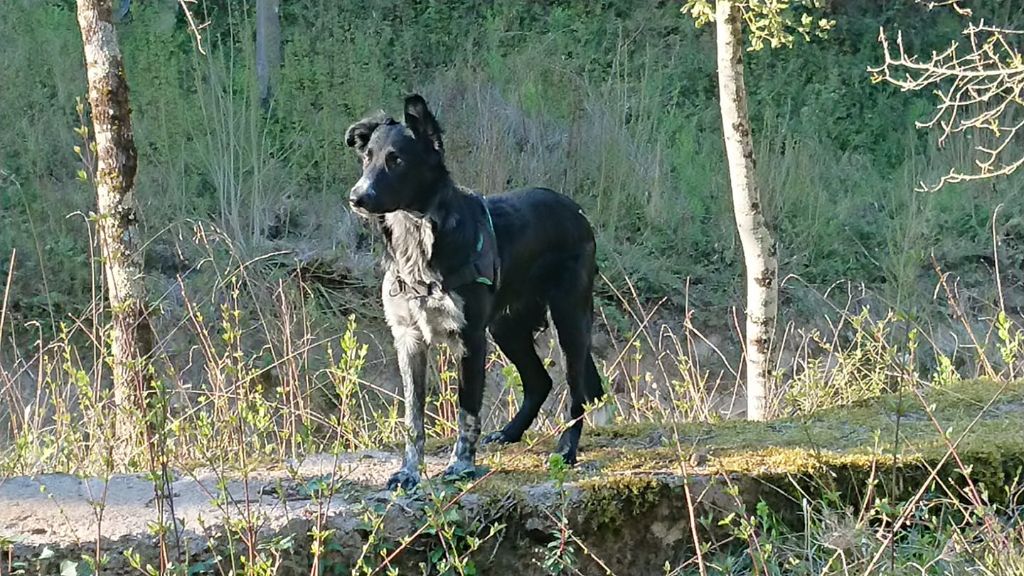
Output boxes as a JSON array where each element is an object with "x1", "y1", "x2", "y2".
[{"x1": 385, "y1": 152, "x2": 402, "y2": 170}]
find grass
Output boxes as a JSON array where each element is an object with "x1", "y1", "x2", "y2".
[
  {"x1": 3, "y1": 0, "x2": 1024, "y2": 573},
  {"x1": 3, "y1": 216, "x2": 1024, "y2": 573},
  {"x1": 3, "y1": 0, "x2": 1024, "y2": 330}
]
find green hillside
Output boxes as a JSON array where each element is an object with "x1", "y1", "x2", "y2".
[{"x1": 3, "y1": 0, "x2": 1022, "y2": 335}]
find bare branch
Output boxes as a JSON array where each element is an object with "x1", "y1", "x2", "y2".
[
  {"x1": 924, "y1": 0, "x2": 972, "y2": 17},
  {"x1": 870, "y1": 9, "x2": 1024, "y2": 190},
  {"x1": 178, "y1": 0, "x2": 209, "y2": 55}
]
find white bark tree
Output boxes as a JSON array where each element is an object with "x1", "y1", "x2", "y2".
[
  {"x1": 715, "y1": 0, "x2": 777, "y2": 421},
  {"x1": 76, "y1": 0, "x2": 155, "y2": 464},
  {"x1": 682, "y1": 0, "x2": 832, "y2": 420}
]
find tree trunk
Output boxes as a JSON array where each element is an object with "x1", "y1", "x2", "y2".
[
  {"x1": 76, "y1": 0, "x2": 155, "y2": 465},
  {"x1": 715, "y1": 0, "x2": 778, "y2": 421},
  {"x1": 256, "y1": 0, "x2": 281, "y2": 110}
]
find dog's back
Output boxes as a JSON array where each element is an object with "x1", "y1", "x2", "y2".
[{"x1": 485, "y1": 187, "x2": 596, "y2": 297}]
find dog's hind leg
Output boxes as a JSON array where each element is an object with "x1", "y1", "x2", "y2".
[
  {"x1": 548, "y1": 263, "x2": 604, "y2": 466},
  {"x1": 483, "y1": 302, "x2": 552, "y2": 445}
]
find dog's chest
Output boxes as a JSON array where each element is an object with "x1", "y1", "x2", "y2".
[
  {"x1": 387, "y1": 291, "x2": 467, "y2": 357},
  {"x1": 409, "y1": 291, "x2": 466, "y2": 354},
  {"x1": 383, "y1": 270, "x2": 466, "y2": 356},
  {"x1": 381, "y1": 210, "x2": 468, "y2": 356}
]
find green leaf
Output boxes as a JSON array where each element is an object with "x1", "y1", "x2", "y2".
[
  {"x1": 60, "y1": 559, "x2": 78, "y2": 576},
  {"x1": 188, "y1": 559, "x2": 217, "y2": 574}
]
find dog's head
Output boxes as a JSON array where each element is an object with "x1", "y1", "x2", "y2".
[{"x1": 344, "y1": 94, "x2": 447, "y2": 215}]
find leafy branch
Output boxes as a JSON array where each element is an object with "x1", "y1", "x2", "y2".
[{"x1": 681, "y1": 0, "x2": 834, "y2": 51}]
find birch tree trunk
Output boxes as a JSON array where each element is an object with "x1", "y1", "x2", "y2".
[
  {"x1": 716, "y1": 0, "x2": 778, "y2": 421},
  {"x1": 256, "y1": 0, "x2": 281, "y2": 110},
  {"x1": 76, "y1": 0, "x2": 155, "y2": 464}
]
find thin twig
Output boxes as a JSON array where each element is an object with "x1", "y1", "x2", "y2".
[
  {"x1": 0, "y1": 249, "x2": 15, "y2": 350},
  {"x1": 178, "y1": 0, "x2": 209, "y2": 54}
]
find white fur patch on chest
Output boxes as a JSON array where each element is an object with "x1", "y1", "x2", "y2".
[
  {"x1": 383, "y1": 270, "x2": 467, "y2": 358},
  {"x1": 410, "y1": 291, "x2": 466, "y2": 357}
]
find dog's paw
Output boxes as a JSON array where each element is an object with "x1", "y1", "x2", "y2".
[
  {"x1": 549, "y1": 451, "x2": 578, "y2": 469},
  {"x1": 481, "y1": 430, "x2": 517, "y2": 445},
  {"x1": 440, "y1": 461, "x2": 479, "y2": 481},
  {"x1": 386, "y1": 469, "x2": 420, "y2": 492},
  {"x1": 554, "y1": 434, "x2": 580, "y2": 468},
  {"x1": 551, "y1": 442, "x2": 579, "y2": 469}
]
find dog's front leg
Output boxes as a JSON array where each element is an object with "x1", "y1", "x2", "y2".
[
  {"x1": 443, "y1": 328, "x2": 486, "y2": 479},
  {"x1": 388, "y1": 326, "x2": 427, "y2": 491}
]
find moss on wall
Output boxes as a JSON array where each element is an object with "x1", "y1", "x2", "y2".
[{"x1": 476, "y1": 378, "x2": 1023, "y2": 531}]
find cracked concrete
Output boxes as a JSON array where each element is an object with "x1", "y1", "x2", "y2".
[
  {"x1": 0, "y1": 451, "x2": 441, "y2": 546},
  {"x1": 0, "y1": 451, "x2": 471, "y2": 574},
  {"x1": 0, "y1": 447, "x2": 712, "y2": 575}
]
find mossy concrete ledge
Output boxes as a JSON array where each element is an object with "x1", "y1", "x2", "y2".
[{"x1": 1, "y1": 380, "x2": 1021, "y2": 574}]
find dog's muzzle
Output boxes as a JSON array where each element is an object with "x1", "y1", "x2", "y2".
[{"x1": 349, "y1": 178, "x2": 377, "y2": 212}]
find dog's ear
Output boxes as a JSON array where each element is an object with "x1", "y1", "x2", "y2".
[
  {"x1": 403, "y1": 94, "x2": 444, "y2": 155},
  {"x1": 345, "y1": 112, "x2": 387, "y2": 153}
]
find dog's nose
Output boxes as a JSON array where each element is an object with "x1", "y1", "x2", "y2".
[
  {"x1": 350, "y1": 191, "x2": 368, "y2": 209},
  {"x1": 349, "y1": 184, "x2": 375, "y2": 210}
]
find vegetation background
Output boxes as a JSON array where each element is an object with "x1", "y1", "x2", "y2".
[
  {"x1": 3, "y1": 0, "x2": 1021, "y2": 336},
  {"x1": 3, "y1": 0, "x2": 1024, "y2": 468},
  {"x1": 2, "y1": 0, "x2": 1024, "y2": 573}
]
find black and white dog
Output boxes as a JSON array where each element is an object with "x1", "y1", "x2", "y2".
[{"x1": 345, "y1": 95, "x2": 604, "y2": 490}]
